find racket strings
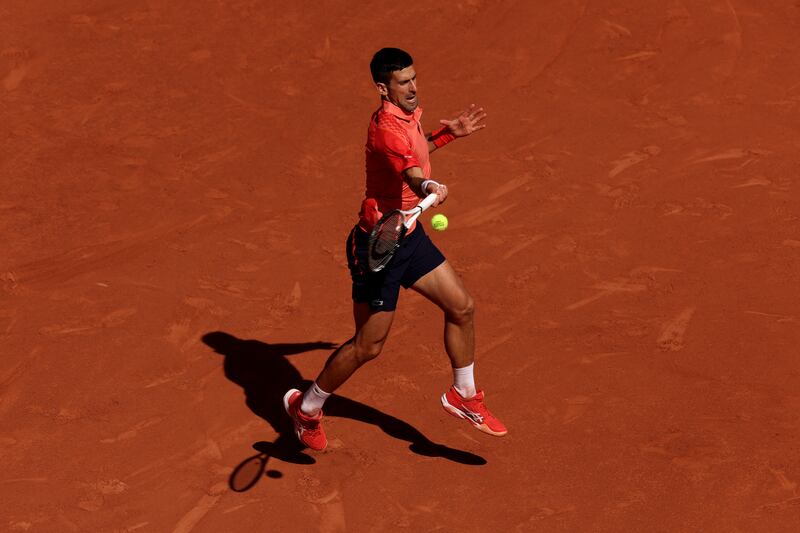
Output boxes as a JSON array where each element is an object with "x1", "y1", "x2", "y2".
[
  {"x1": 372, "y1": 214, "x2": 404, "y2": 256},
  {"x1": 368, "y1": 213, "x2": 405, "y2": 271}
]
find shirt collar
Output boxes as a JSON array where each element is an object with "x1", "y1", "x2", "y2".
[{"x1": 381, "y1": 99, "x2": 423, "y2": 122}]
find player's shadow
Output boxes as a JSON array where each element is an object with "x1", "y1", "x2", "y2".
[{"x1": 202, "y1": 331, "x2": 486, "y2": 491}]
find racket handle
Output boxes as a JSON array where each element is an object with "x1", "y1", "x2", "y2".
[{"x1": 418, "y1": 193, "x2": 438, "y2": 212}]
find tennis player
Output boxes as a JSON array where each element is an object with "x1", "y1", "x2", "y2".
[{"x1": 284, "y1": 48, "x2": 507, "y2": 450}]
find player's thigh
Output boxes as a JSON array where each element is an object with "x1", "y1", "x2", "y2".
[
  {"x1": 353, "y1": 301, "x2": 374, "y2": 331},
  {"x1": 410, "y1": 261, "x2": 473, "y2": 316},
  {"x1": 353, "y1": 304, "x2": 395, "y2": 352}
]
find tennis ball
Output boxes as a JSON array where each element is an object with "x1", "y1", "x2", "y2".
[{"x1": 431, "y1": 214, "x2": 448, "y2": 231}]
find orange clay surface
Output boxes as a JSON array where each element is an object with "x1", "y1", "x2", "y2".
[{"x1": 3, "y1": 1, "x2": 800, "y2": 531}]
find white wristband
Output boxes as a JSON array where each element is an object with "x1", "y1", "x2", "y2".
[{"x1": 420, "y1": 179, "x2": 440, "y2": 194}]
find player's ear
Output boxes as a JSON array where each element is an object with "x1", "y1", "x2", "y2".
[{"x1": 376, "y1": 82, "x2": 388, "y2": 97}]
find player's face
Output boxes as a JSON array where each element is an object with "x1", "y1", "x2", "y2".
[{"x1": 379, "y1": 66, "x2": 418, "y2": 113}]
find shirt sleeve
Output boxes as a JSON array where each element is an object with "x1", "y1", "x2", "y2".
[{"x1": 376, "y1": 128, "x2": 420, "y2": 174}]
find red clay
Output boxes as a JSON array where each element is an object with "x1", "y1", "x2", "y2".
[{"x1": 3, "y1": 1, "x2": 800, "y2": 531}]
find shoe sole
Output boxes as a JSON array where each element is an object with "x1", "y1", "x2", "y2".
[
  {"x1": 283, "y1": 388, "x2": 327, "y2": 451},
  {"x1": 441, "y1": 393, "x2": 508, "y2": 437}
]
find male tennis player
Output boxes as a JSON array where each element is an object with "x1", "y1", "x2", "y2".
[{"x1": 284, "y1": 48, "x2": 506, "y2": 450}]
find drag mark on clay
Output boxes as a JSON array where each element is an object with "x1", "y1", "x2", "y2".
[
  {"x1": 481, "y1": 331, "x2": 515, "y2": 354},
  {"x1": 753, "y1": 467, "x2": 800, "y2": 515},
  {"x1": 581, "y1": 351, "x2": 628, "y2": 364},
  {"x1": 755, "y1": 496, "x2": 800, "y2": 514},
  {"x1": 310, "y1": 490, "x2": 346, "y2": 533},
  {"x1": 172, "y1": 482, "x2": 227, "y2": 533},
  {"x1": 10, "y1": 216, "x2": 208, "y2": 289},
  {"x1": 518, "y1": 505, "x2": 576, "y2": 528},
  {"x1": 629, "y1": 265, "x2": 683, "y2": 276},
  {"x1": 456, "y1": 428, "x2": 482, "y2": 445},
  {"x1": 0, "y1": 348, "x2": 41, "y2": 418},
  {"x1": 608, "y1": 145, "x2": 661, "y2": 178},
  {"x1": 1, "y1": 271, "x2": 19, "y2": 293},
  {"x1": 144, "y1": 369, "x2": 187, "y2": 389},
  {"x1": 615, "y1": 50, "x2": 659, "y2": 62},
  {"x1": 296, "y1": 470, "x2": 347, "y2": 532},
  {"x1": 458, "y1": 202, "x2": 518, "y2": 228},
  {"x1": 731, "y1": 176, "x2": 772, "y2": 188},
  {"x1": 186, "y1": 438, "x2": 223, "y2": 465},
  {"x1": 770, "y1": 468, "x2": 798, "y2": 492},
  {"x1": 525, "y1": 0, "x2": 588, "y2": 85},
  {"x1": 383, "y1": 499, "x2": 440, "y2": 531},
  {"x1": 565, "y1": 279, "x2": 646, "y2": 310},
  {"x1": 77, "y1": 478, "x2": 128, "y2": 510},
  {"x1": 39, "y1": 307, "x2": 137, "y2": 335},
  {"x1": 505, "y1": 136, "x2": 553, "y2": 159},
  {"x1": 2, "y1": 47, "x2": 45, "y2": 91},
  {"x1": 200, "y1": 146, "x2": 238, "y2": 165},
  {"x1": 601, "y1": 19, "x2": 631, "y2": 38},
  {"x1": 222, "y1": 498, "x2": 262, "y2": 514},
  {"x1": 225, "y1": 91, "x2": 280, "y2": 119},
  {"x1": 687, "y1": 148, "x2": 769, "y2": 165},
  {"x1": 488, "y1": 175, "x2": 533, "y2": 200},
  {"x1": 656, "y1": 307, "x2": 696, "y2": 351},
  {"x1": 745, "y1": 310, "x2": 796, "y2": 323},
  {"x1": 0, "y1": 477, "x2": 49, "y2": 484},
  {"x1": 723, "y1": 0, "x2": 743, "y2": 49},
  {"x1": 286, "y1": 281, "x2": 302, "y2": 310},
  {"x1": 563, "y1": 396, "x2": 592, "y2": 424},
  {"x1": 100, "y1": 416, "x2": 164, "y2": 443},
  {"x1": 660, "y1": 197, "x2": 734, "y2": 220},
  {"x1": 166, "y1": 319, "x2": 203, "y2": 353},
  {"x1": 2, "y1": 63, "x2": 28, "y2": 90},
  {"x1": 502, "y1": 234, "x2": 546, "y2": 260}
]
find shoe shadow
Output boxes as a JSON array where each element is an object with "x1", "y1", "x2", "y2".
[
  {"x1": 202, "y1": 331, "x2": 486, "y2": 491},
  {"x1": 323, "y1": 397, "x2": 487, "y2": 466}
]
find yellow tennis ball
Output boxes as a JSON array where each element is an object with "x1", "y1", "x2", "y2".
[{"x1": 431, "y1": 214, "x2": 448, "y2": 231}]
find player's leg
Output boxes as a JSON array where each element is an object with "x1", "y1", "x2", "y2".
[
  {"x1": 411, "y1": 259, "x2": 507, "y2": 437},
  {"x1": 314, "y1": 304, "x2": 394, "y2": 394},
  {"x1": 284, "y1": 224, "x2": 405, "y2": 450},
  {"x1": 409, "y1": 260, "x2": 474, "y2": 370},
  {"x1": 283, "y1": 305, "x2": 394, "y2": 450}
]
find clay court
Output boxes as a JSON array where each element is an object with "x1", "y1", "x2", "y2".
[{"x1": 3, "y1": 1, "x2": 800, "y2": 531}]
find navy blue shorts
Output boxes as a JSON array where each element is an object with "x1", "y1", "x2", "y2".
[{"x1": 346, "y1": 224, "x2": 446, "y2": 312}]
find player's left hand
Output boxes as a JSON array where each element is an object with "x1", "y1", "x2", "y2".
[{"x1": 440, "y1": 104, "x2": 487, "y2": 137}]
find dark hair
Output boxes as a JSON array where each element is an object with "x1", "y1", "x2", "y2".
[{"x1": 370, "y1": 48, "x2": 413, "y2": 84}]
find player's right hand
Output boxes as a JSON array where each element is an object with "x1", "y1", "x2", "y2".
[{"x1": 430, "y1": 183, "x2": 448, "y2": 206}]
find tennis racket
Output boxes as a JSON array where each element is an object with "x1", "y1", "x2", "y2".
[{"x1": 368, "y1": 193, "x2": 438, "y2": 272}]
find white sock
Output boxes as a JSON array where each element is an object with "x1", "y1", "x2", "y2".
[
  {"x1": 453, "y1": 363, "x2": 476, "y2": 398},
  {"x1": 300, "y1": 382, "x2": 331, "y2": 416}
]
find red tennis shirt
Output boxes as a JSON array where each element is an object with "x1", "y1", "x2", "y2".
[{"x1": 358, "y1": 100, "x2": 431, "y2": 232}]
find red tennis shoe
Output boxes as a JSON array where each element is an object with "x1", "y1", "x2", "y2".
[
  {"x1": 441, "y1": 386, "x2": 508, "y2": 436},
  {"x1": 283, "y1": 388, "x2": 327, "y2": 451}
]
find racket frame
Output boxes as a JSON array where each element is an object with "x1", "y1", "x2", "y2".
[{"x1": 367, "y1": 193, "x2": 438, "y2": 272}]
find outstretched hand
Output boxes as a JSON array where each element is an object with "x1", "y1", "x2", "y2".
[{"x1": 439, "y1": 104, "x2": 487, "y2": 138}]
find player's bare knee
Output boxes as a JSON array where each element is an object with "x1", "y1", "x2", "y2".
[
  {"x1": 352, "y1": 335, "x2": 386, "y2": 363},
  {"x1": 446, "y1": 295, "x2": 474, "y2": 325},
  {"x1": 353, "y1": 343, "x2": 383, "y2": 363}
]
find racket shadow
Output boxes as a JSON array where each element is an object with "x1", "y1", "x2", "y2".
[{"x1": 203, "y1": 331, "x2": 486, "y2": 491}]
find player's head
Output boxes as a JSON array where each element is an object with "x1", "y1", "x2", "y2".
[{"x1": 370, "y1": 48, "x2": 418, "y2": 113}]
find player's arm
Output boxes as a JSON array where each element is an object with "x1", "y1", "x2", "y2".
[
  {"x1": 425, "y1": 128, "x2": 451, "y2": 153},
  {"x1": 403, "y1": 166, "x2": 447, "y2": 206},
  {"x1": 426, "y1": 104, "x2": 488, "y2": 153}
]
